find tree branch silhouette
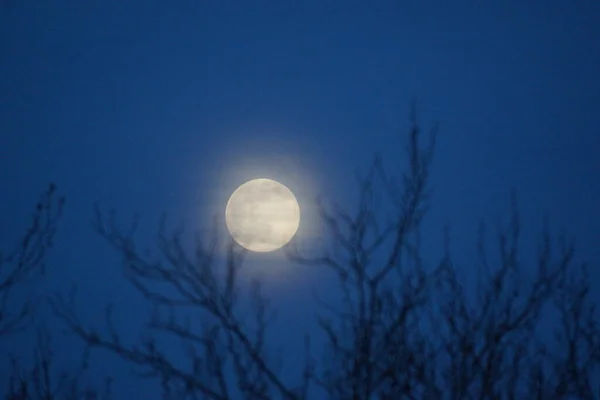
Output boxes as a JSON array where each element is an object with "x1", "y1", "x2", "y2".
[
  {"x1": 284, "y1": 104, "x2": 599, "y2": 399},
  {"x1": 50, "y1": 212, "x2": 311, "y2": 399},
  {"x1": 5, "y1": 325, "x2": 113, "y2": 400},
  {"x1": 0, "y1": 183, "x2": 64, "y2": 336},
  {"x1": 47, "y1": 104, "x2": 600, "y2": 399}
]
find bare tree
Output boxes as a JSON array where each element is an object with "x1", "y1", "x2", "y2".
[
  {"x1": 1, "y1": 186, "x2": 113, "y2": 400},
  {"x1": 50, "y1": 106, "x2": 600, "y2": 399},
  {"x1": 285, "y1": 105, "x2": 441, "y2": 399},
  {"x1": 0, "y1": 183, "x2": 64, "y2": 336},
  {"x1": 284, "y1": 105, "x2": 600, "y2": 398},
  {"x1": 0, "y1": 184, "x2": 91, "y2": 400},
  {"x1": 50, "y1": 212, "x2": 312, "y2": 400},
  {"x1": 5, "y1": 326, "x2": 113, "y2": 400}
]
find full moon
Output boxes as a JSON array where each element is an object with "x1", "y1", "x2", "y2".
[{"x1": 225, "y1": 178, "x2": 300, "y2": 252}]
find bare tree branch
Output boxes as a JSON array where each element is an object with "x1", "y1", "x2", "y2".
[
  {"x1": 50, "y1": 211, "x2": 310, "y2": 399},
  {"x1": 44, "y1": 105, "x2": 600, "y2": 399},
  {"x1": 5, "y1": 324, "x2": 113, "y2": 400},
  {"x1": 0, "y1": 183, "x2": 64, "y2": 336}
]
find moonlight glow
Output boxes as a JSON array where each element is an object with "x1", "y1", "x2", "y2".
[{"x1": 225, "y1": 179, "x2": 300, "y2": 252}]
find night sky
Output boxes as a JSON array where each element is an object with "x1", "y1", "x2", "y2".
[{"x1": 1, "y1": 1, "x2": 599, "y2": 398}]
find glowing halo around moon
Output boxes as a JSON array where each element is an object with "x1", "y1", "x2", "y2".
[{"x1": 225, "y1": 178, "x2": 300, "y2": 252}]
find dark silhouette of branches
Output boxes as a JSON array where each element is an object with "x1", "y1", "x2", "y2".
[
  {"x1": 285, "y1": 106, "x2": 599, "y2": 398},
  {"x1": 5, "y1": 325, "x2": 113, "y2": 400},
  {"x1": 285, "y1": 105, "x2": 600, "y2": 398},
  {"x1": 50, "y1": 213, "x2": 311, "y2": 400},
  {"x1": 286, "y1": 104, "x2": 442, "y2": 399},
  {"x1": 49, "y1": 105, "x2": 599, "y2": 399},
  {"x1": 0, "y1": 183, "x2": 64, "y2": 336},
  {"x1": 0, "y1": 184, "x2": 101, "y2": 400}
]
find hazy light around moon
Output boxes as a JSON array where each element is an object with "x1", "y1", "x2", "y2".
[{"x1": 225, "y1": 178, "x2": 300, "y2": 252}]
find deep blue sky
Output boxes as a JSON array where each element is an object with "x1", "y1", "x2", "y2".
[{"x1": 1, "y1": 1, "x2": 599, "y2": 397}]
